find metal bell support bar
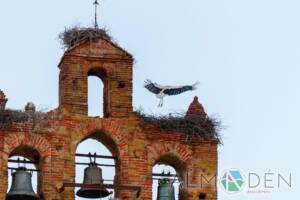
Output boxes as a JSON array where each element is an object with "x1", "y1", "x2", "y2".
[
  {"x1": 75, "y1": 152, "x2": 116, "y2": 167},
  {"x1": 8, "y1": 158, "x2": 39, "y2": 172},
  {"x1": 152, "y1": 172, "x2": 179, "y2": 181},
  {"x1": 75, "y1": 152, "x2": 117, "y2": 160},
  {"x1": 60, "y1": 183, "x2": 141, "y2": 198}
]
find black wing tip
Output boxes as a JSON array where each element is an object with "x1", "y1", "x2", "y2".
[
  {"x1": 144, "y1": 79, "x2": 152, "y2": 85},
  {"x1": 192, "y1": 81, "x2": 200, "y2": 90},
  {"x1": 143, "y1": 79, "x2": 150, "y2": 87},
  {"x1": 143, "y1": 79, "x2": 162, "y2": 94}
]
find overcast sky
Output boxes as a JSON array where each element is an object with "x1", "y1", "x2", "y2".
[{"x1": 0, "y1": 0, "x2": 299, "y2": 199}]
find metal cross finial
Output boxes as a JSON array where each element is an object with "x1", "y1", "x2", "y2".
[{"x1": 94, "y1": 0, "x2": 99, "y2": 28}]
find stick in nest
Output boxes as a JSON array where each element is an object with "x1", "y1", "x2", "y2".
[
  {"x1": 59, "y1": 26, "x2": 112, "y2": 49},
  {"x1": 134, "y1": 110, "x2": 222, "y2": 142}
]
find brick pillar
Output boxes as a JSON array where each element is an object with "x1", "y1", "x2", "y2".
[
  {"x1": 25, "y1": 102, "x2": 36, "y2": 114},
  {"x1": 187, "y1": 143, "x2": 218, "y2": 200},
  {"x1": 59, "y1": 63, "x2": 88, "y2": 115},
  {"x1": 0, "y1": 134, "x2": 7, "y2": 199},
  {"x1": 0, "y1": 90, "x2": 8, "y2": 111},
  {"x1": 186, "y1": 96, "x2": 206, "y2": 118},
  {"x1": 0, "y1": 164, "x2": 8, "y2": 199}
]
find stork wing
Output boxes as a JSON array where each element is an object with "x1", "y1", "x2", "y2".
[
  {"x1": 163, "y1": 85, "x2": 194, "y2": 96},
  {"x1": 144, "y1": 79, "x2": 163, "y2": 94}
]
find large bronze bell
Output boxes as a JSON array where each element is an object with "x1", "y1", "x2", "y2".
[
  {"x1": 157, "y1": 178, "x2": 175, "y2": 200},
  {"x1": 76, "y1": 162, "x2": 110, "y2": 198},
  {"x1": 6, "y1": 167, "x2": 39, "y2": 200}
]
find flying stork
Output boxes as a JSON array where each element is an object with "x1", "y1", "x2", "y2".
[{"x1": 144, "y1": 79, "x2": 200, "y2": 107}]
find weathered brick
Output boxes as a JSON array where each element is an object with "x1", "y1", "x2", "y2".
[{"x1": 0, "y1": 38, "x2": 218, "y2": 200}]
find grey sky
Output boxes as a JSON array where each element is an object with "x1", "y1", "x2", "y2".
[{"x1": 0, "y1": 0, "x2": 299, "y2": 199}]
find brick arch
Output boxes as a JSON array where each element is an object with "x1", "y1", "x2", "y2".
[
  {"x1": 1, "y1": 133, "x2": 52, "y2": 198},
  {"x1": 148, "y1": 142, "x2": 192, "y2": 190},
  {"x1": 3, "y1": 133, "x2": 52, "y2": 161},
  {"x1": 87, "y1": 63, "x2": 114, "y2": 76},
  {"x1": 73, "y1": 119, "x2": 128, "y2": 156},
  {"x1": 72, "y1": 119, "x2": 129, "y2": 185},
  {"x1": 148, "y1": 142, "x2": 192, "y2": 167}
]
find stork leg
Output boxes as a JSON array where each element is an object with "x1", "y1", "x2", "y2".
[{"x1": 158, "y1": 98, "x2": 163, "y2": 107}]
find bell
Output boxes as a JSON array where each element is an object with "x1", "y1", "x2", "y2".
[
  {"x1": 6, "y1": 167, "x2": 39, "y2": 200},
  {"x1": 76, "y1": 163, "x2": 110, "y2": 198},
  {"x1": 157, "y1": 178, "x2": 175, "y2": 200}
]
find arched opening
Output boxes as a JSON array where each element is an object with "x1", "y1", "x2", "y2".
[
  {"x1": 152, "y1": 155, "x2": 187, "y2": 200},
  {"x1": 75, "y1": 134, "x2": 117, "y2": 200},
  {"x1": 88, "y1": 68, "x2": 107, "y2": 117},
  {"x1": 88, "y1": 76, "x2": 104, "y2": 117},
  {"x1": 7, "y1": 146, "x2": 41, "y2": 198}
]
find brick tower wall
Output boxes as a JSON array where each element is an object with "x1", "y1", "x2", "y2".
[
  {"x1": 59, "y1": 39, "x2": 133, "y2": 117},
  {"x1": 0, "y1": 38, "x2": 218, "y2": 200}
]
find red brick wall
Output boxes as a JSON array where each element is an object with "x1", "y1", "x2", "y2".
[
  {"x1": 0, "y1": 39, "x2": 218, "y2": 200},
  {"x1": 58, "y1": 39, "x2": 133, "y2": 117}
]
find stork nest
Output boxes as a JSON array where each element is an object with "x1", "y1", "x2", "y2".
[
  {"x1": 0, "y1": 109, "x2": 46, "y2": 130},
  {"x1": 135, "y1": 110, "x2": 222, "y2": 142},
  {"x1": 59, "y1": 26, "x2": 112, "y2": 49}
]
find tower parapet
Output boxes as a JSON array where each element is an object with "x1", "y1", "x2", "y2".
[
  {"x1": 58, "y1": 28, "x2": 133, "y2": 117},
  {"x1": 186, "y1": 96, "x2": 206, "y2": 118}
]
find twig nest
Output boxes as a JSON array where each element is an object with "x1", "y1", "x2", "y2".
[
  {"x1": 59, "y1": 26, "x2": 112, "y2": 49},
  {"x1": 135, "y1": 110, "x2": 221, "y2": 142}
]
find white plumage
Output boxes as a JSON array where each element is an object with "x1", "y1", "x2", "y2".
[{"x1": 144, "y1": 79, "x2": 200, "y2": 107}]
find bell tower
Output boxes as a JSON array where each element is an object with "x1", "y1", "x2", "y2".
[
  {"x1": 0, "y1": 2, "x2": 219, "y2": 199},
  {"x1": 58, "y1": 33, "x2": 134, "y2": 117}
]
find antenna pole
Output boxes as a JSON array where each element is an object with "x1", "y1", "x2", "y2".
[{"x1": 94, "y1": 0, "x2": 99, "y2": 28}]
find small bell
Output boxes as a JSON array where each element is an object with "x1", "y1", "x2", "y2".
[
  {"x1": 6, "y1": 167, "x2": 39, "y2": 200},
  {"x1": 157, "y1": 178, "x2": 175, "y2": 200},
  {"x1": 76, "y1": 153, "x2": 110, "y2": 198}
]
